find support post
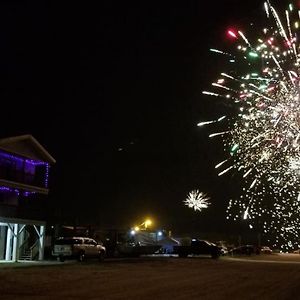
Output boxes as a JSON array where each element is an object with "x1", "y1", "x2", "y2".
[
  {"x1": 39, "y1": 225, "x2": 45, "y2": 261},
  {"x1": 12, "y1": 224, "x2": 19, "y2": 262},
  {"x1": 5, "y1": 225, "x2": 12, "y2": 261}
]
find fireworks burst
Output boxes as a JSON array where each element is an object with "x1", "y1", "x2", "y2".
[
  {"x1": 184, "y1": 190, "x2": 211, "y2": 212},
  {"x1": 200, "y1": 1, "x2": 300, "y2": 250}
]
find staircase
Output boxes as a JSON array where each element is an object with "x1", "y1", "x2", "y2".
[
  {"x1": 17, "y1": 226, "x2": 41, "y2": 261},
  {"x1": 19, "y1": 249, "x2": 32, "y2": 261},
  {"x1": 19, "y1": 241, "x2": 39, "y2": 261}
]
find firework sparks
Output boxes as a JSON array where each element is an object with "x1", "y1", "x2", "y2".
[
  {"x1": 201, "y1": 1, "x2": 300, "y2": 250},
  {"x1": 184, "y1": 190, "x2": 211, "y2": 212}
]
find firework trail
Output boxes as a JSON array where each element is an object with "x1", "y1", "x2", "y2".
[
  {"x1": 184, "y1": 190, "x2": 211, "y2": 212},
  {"x1": 200, "y1": 1, "x2": 300, "y2": 250}
]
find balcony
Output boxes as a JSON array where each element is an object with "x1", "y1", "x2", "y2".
[{"x1": 0, "y1": 166, "x2": 48, "y2": 188}]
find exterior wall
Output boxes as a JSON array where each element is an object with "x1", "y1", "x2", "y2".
[
  {"x1": 0, "y1": 226, "x2": 6, "y2": 260},
  {"x1": 0, "y1": 193, "x2": 46, "y2": 221},
  {"x1": 0, "y1": 192, "x2": 18, "y2": 206}
]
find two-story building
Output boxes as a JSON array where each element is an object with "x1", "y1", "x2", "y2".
[{"x1": 0, "y1": 135, "x2": 55, "y2": 262}]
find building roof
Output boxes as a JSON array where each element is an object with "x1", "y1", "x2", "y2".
[{"x1": 0, "y1": 135, "x2": 56, "y2": 164}]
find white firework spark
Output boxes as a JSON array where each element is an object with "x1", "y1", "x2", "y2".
[
  {"x1": 184, "y1": 190, "x2": 211, "y2": 212},
  {"x1": 201, "y1": 1, "x2": 300, "y2": 250}
]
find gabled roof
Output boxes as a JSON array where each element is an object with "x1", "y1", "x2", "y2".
[{"x1": 0, "y1": 135, "x2": 56, "y2": 164}]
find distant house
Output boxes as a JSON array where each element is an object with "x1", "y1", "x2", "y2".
[{"x1": 0, "y1": 135, "x2": 55, "y2": 262}]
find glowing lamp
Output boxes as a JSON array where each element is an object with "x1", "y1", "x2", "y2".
[{"x1": 145, "y1": 219, "x2": 152, "y2": 228}]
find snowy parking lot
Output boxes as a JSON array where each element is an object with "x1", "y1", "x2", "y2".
[{"x1": 1, "y1": 255, "x2": 300, "y2": 299}]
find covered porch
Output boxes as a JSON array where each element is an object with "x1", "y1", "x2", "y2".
[{"x1": 0, "y1": 217, "x2": 45, "y2": 262}]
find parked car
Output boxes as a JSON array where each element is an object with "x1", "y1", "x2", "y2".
[
  {"x1": 52, "y1": 237, "x2": 106, "y2": 262},
  {"x1": 260, "y1": 246, "x2": 272, "y2": 254},
  {"x1": 103, "y1": 230, "x2": 162, "y2": 257},
  {"x1": 229, "y1": 245, "x2": 255, "y2": 256},
  {"x1": 219, "y1": 245, "x2": 228, "y2": 256},
  {"x1": 215, "y1": 241, "x2": 229, "y2": 256},
  {"x1": 173, "y1": 239, "x2": 222, "y2": 259}
]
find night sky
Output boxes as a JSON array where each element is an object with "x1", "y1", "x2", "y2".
[{"x1": 0, "y1": 0, "x2": 280, "y2": 237}]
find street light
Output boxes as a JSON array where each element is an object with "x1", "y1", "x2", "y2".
[
  {"x1": 144, "y1": 219, "x2": 152, "y2": 229},
  {"x1": 133, "y1": 219, "x2": 153, "y2": 231}
]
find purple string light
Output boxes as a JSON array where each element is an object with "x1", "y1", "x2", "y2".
[
  {"x1": 45, "y1": 164, "x2": 49, "y2": 188},
  {"x1": 0, "y1": 150, "x2": 50, "y2": 188},
  {"x1": 0, "y1": 151, "x2": 47, "y2": 166},
  {"x1": 0, "y1": 186, "x2": 36, "y2": 197}
]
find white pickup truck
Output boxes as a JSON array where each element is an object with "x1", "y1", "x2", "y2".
[{"x1": 52, "y1": 237, "x2": 106, "y2": 262}]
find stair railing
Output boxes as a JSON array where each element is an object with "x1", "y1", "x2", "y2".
[
  {"x1": 30, "y1": 240, "x2": 40, "y2": 260},
  {"x1": 19, "y1": 238, "x2": 30, "y2": 259}
]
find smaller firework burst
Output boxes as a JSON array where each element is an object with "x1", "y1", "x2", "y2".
[{"x1": 184, "y1": 190, "x2": 211, "y2": 212}]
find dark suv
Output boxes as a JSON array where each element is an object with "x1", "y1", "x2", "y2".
[{"x1": 173, "y1": 239, "x2": 222, "y2": 258}]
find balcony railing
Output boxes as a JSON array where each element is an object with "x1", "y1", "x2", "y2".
[{"x1": 0, "y1": 165, "x2": 48, "y2": 188}]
